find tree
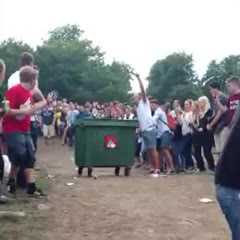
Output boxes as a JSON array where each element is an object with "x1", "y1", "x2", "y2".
[
  {"x1": 46, "y1": 24, "x2": 83, "y2": 44},
  {"x1": 35, "y1": 24, "x2": 132, "y2": 101},
  {"x1": 0, "y1": 38, "x2": 33, "y2": 81},
  {"x1": 147, "y1": 52, "x2": 200, "y2": 104},
  {"x1": 202, "y1": 55, "x2": 240, "y2": 88}
]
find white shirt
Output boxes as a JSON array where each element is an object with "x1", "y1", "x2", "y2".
[
  {"x1": 153, "y1": 107, "x2": 170, "y2": 138},
  {"x1": 136, "y1": 99, "x2": 155, "y2": 131},
  {"x1": 8, "y1": 70, "x2": 20, "y2": 90},
  {"x1": 180, "y1": 111, "x2": 193, "y2": 136},
  {"x1": 8, "y1": 70, "x2": 38, "y2": 90}
]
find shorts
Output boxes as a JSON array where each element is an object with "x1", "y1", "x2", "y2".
[
  {"x1": 142, "y1": 128, "x2": 157, "y2": 150},
  {"x1": 43, "y1": 124, "x2": 55, "y2": 138},
  {"x1": 157, "y1": 131, "x2": 173, "y2": 150},
  {"x1": 5, "y1": 132, "x2": 35, "y2": 168}
]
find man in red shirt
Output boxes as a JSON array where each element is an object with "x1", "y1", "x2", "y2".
[
  {"x1": 216, "y1": 76, "x2": 240, "y2": 127},
  {"x1": 3, "y1": 66, "x2": 46, "y2": 197},
  {"x1": 226, "y1": 77, "x2": 240, "y2": 126}
]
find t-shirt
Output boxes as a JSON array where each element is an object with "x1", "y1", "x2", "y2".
[
  {"x1": 136, "y1": 99, "x2": 155, "y2": 131},
  {"x1": 2, "y1": 84, "x2": 33, "y2": 133},
  {"x1": 227, "y1": 92, "x2": 240, "y2": 126},
  {"x1": 181, "y1": 111, "x2": 193, "y2": 136},
  {"x1": 153, "y1": 107, "x2": 170, "y2": 138},
  {"x1": 212, "y1": 94, "x2": 228, "y2": 128},
  {"x1": 41, "y1": 107, "x2": 55, "y2": 125},
  {"x1": 76, "y1": 111, "x2": 92, "y2": 120},
  {"x1": 55, "y1": 111, "x2": 62, "y2": 120},
  {"x1": 66, "y1": 110, "x2": 79, "y2": 126},
  {"x1": 215, "y1": 103, "x2": 240, "y2": 189}
]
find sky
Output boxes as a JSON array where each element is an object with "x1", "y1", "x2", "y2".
[{"x1": 1, "y1": 0, "x2": 240, "y2": 92}]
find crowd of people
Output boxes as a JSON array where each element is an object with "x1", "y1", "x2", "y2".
[
  {"x1": 9, "y1": 69, "x2": 240, "y2": 178},
  {"x1": 35, "y1": 74, "x2": 239, "y2": 178},
  {"x1": 0, "y1": 52, "x2": 240, "y2": 239}
]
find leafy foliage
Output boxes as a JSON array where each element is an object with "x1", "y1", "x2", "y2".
[
  {"x1": 0, "y1": 25, "x2": 132, "y2": 102},
  {"x1": 202, "y1": 55, "x2": 240, "y2": 88},
  {"x1": 147, "y1": 52, "x2": 200, "y2": 104}
]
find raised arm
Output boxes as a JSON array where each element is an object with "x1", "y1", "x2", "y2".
[{"x1": 133, "y1": 73, "x2": 147, "y2": 103}]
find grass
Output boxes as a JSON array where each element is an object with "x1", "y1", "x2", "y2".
[{"x1": 0, "y1": 177, "x2": 51, "y2": 240}]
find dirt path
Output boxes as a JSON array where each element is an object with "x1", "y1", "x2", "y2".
[{"x1": 37, "y1": 139, "x2": 229, "y2": 240}]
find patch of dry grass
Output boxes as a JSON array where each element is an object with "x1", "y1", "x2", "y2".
[{"x1": 0, "y1": 177, "x2": 51, "y2": 240}]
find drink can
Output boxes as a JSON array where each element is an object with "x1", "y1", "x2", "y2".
[{"x1": 2, "y1": 100, "x2": 10, "y2": 112}]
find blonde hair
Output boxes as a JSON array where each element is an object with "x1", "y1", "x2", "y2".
[
  {"x1": 191, "y1": 101, "x2": 200, "y2": 126},
  {"x1": 198, "y1": 96, "x2": 210, "y2": 118}
]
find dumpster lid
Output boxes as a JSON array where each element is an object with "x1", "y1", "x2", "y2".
[{"x1": 75, "y1": 119, "x2": 137, "y2": 128}]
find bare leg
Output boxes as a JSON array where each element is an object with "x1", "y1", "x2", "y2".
[
  {"x1": 24, "y1": 168, "x2": 35, "y2": 183},
  {"x1": 62, "y1": 127, "x2": 68, "y2": 145},
  {"x1": 163, "y1": 148, "x2": 175, "y2": 171},
  {"x1": 148, "y1": 148, "x2": 160, "y2": 170},
  {"x1": 9, "y1": 165, "x2": 18, "y2": 180}
]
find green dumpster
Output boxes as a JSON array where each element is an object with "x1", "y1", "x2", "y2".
[{"x1": 74, "y1": 119, "x2": 137, "y2": 177}]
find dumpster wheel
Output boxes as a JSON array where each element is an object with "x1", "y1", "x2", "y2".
[
  {"x1": 78, "y1": 167, "x2": 84, "y2": 176},
  {"x1": 115, "y1": 167, "x2": 120, "y2": 176},
  {"x1": 124, "y1": 167, "x2": 130, "y2": 177},
  {"x1": 88, "y1": 168, "x2": 93, "y2": 177}
]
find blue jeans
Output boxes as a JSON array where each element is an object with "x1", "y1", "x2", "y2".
[
  {"x1": 172, "y1": 140, "x2": 185, "y2": 169},
  {"x1": 216, "y1": 185, "x2": 240, "y2": 240}
]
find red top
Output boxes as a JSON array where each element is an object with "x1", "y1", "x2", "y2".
[
  {"x1": 166, "y1": 113, "x2": 177, "y2": 130},
  {"x1": 227, "y1": 93, "x2": 240, "y2": 126},
  {"x1": 2, "y1": 84, "x2": 33, "y2": 133}
]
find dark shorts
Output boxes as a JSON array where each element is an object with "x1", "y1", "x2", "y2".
[
  {"x1": 142, "y1": 128, "x2": 157, "y2": 149},
  {"x1": 157, "y1": 131, "x2": 173, "y2": 150},
  {"x1": 5, "y1": 132, "x2": 35, "y2": 169}
]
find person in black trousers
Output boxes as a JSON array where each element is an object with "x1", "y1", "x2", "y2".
[{"x1": 192, "y1": 96, "x2": 215, "y2": 172}]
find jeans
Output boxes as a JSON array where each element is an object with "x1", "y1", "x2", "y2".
[
  {"x1": 181, "y1": 134, "x2": 194, "y2": 169},
  {"x1": 172, "y1": 140, "x2": 185, "y2": 169},
  {"x1": 172, "y1": 134, "x2": 193, "y2": 169},
  {"x1": 216, "y1": 185, "x2": 240, "y2": 240}
]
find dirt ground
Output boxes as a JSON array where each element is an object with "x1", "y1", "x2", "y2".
[{"x1": 2, "y1": 139, "x2": 230, "y2": 240}]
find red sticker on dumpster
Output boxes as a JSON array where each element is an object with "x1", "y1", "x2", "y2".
[{"x1": 105, "y1": 136, "x2": 117, "y2": 149}]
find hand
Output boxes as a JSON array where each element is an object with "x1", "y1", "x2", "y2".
[
  {"x1": 207, "y1": 124, "x2": 212, "y2": 130},
  {"x1": 23, "y1": 106, "x2": 36, "y2": 115},
  {"x1": 175, "y1": 109, "x2": 182, "y2": 115},
  {"x1": 214, "y1": 95, "x2": 220, "y2": 102},
  {"x1": 131, "y1": 71, "x2": 140, "y2": 79}
]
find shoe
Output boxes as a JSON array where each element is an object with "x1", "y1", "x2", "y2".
[
  {"x1": 6, "y1": 180, "x2": 16, "y2": 195},
  {"x1": 166, "y1": 170, "x2": 176, "y2": 175},
  {"x1": 134, "y1": 162, "x2": 143, "y2": 168},
  {"x1": 208, "y1": 169, "x2": 215, "y2": 175},
  {"x1": 149, "y1": 169, "x2": 160, "y2": 178},
  {"x1": 148, "y1": 169, "x2": 155, "y2": 174},
  {"x1": 27, "y1": 187, "x2": 47, "y2": 198},
  {"x1": 186, "y1": 167, "x2": 199, "y2": 174}
]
